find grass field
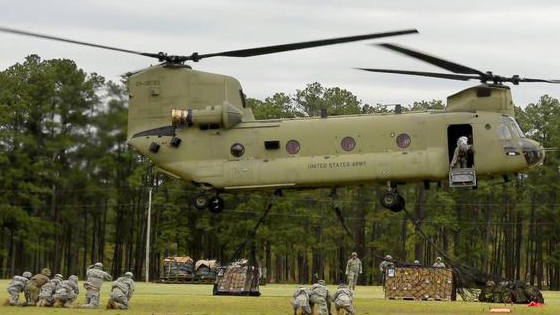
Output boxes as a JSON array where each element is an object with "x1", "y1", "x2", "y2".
[{"x1": 0, "y1": 280, "x2": 557, "y2": 315}]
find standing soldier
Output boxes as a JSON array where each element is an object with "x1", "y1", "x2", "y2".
[
  {"x1": 332, "y1": 284, "x2": 354, "y2": 315},
  {"x1": 24, "y1": 268, "x2": 51, "y2": 306},
  {"x1": 309, "y1": 280, "x2": 330, "y2": 315},
  {"x1": 82, "y1": 262, "x2": 112, "y2": 308},
  {"x1": 345, "y1": 252, "x2": 362, "y2": 290},
  {"x1": 107, "y1": 272, "x2": 135, "y2": 310},
  {"x1": 53, "y1": 275, "x2": 79, "y2": 308},
  {"x1": 37, "y1": 274, "x2": 63, "y2": 307},
  {"x1": 291, "y1": 286, "x2": 312, "y2": 315},
  {"x1": 4, "y1": 271, "x2": 31, "y2": 306},
  {"x1": 379, "y1": 255, "x2": 394, "y2": 284},
  {"x1": 450, "y1": 136, "x2": 473, "y2": 169},
  {"x1": 432, "y1": 257, "x2": 446, "y2": 268},
  {"x1": 478, "y1": 280, "x2": 495, "y2": 303}
]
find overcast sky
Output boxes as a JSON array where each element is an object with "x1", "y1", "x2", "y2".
[{"x1": 1, "y1": 0, "x2": 559, "y2": 107}]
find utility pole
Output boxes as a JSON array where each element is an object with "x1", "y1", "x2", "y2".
[{"x1": 145, "y1": 188, "x2": 152, "y2": 283}]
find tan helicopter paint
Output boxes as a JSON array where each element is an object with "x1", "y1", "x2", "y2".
[{"x1": 126, "y1": 65, "x2": 543, "y2": 191}]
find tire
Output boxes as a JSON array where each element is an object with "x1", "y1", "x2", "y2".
[
  {"x1": 380, "y1": 191, "x2": 398, "y2": 209},
  {"x1": 208, "y1": 196, "x2": 224, "y2": 213},
  {"x1": 193, "y1": 194, "x2": 209, "y2": 210}
]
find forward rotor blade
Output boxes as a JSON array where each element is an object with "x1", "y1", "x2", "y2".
[
  {"x1": 356, "y1": 68, "x2": 479, "y2": 81},
  {"x1": 0, "y1": 26, "x2": 161, "y2": 59},
  {"x1": 377, "y1": 43, "x2": 486, "y2": 76},
  {"x1": 196, "y1": 29, "x2": 419, "y2": 60}
]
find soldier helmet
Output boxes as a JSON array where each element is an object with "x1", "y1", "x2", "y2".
[
  {"x1": 351, "y1": 252, "x2": 357, "y2": 257},
  {"x1": 125, "y1": 272, "x2": 133, "y2": 278},
  {"x1": 94, "y1": 262, "x2": 103, "y2": 269},
  {"x1": 436, "y1": 256, "x2": 442, "y2": 261},
  {"x1": 486, "y1": 280, "x2": 495, "y2": 287},
  {"x1": 69, "y1": 275, "x2": 78, "y2": 282},
  {"x1": 385, "y1": 255, "x2": 392, "y2": 260},
  {"x1": 318, "y1": 280, "x2": 326, "y2": 286},
  {"x1": 41, "y1": 268, "x2": 51, "y2": 277},
  {"x1": 338, "y1": 283, "x2": 348, "y2": 288},
  {"x1": 23, "y1": 271, "x2": 32, "y2": 279},
  {"x1": 414, "y1": 260, "x2": 420, "y2": 264},
  {"x1": 54, "y1": 274, "x2": 63, "y2": 280}
]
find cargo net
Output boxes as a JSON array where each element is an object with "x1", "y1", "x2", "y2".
[
  {"x1": 213, "y1": 262, "x2": 261, "y2": 296},
  {"x1": 385, "y1": 266, "x2": 456, "y2": 301}
]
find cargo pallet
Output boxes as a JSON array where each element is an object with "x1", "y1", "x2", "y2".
[
  {"x1": 384, "y1": 266, "x2": 456, "y2": 301},
  {"x1": 157, "y1": 275, "x2": 216, "y2": 284}
]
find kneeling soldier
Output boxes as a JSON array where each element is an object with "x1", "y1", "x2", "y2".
[
  {"x1": 24, "y1": 268, "x2": 51, "y2": 306},
  {"x1": 309, "y1": 280, "x2": 331, "y2": 315},
  {"x1": 53, "y1": 275, "x2": 79, "y2": 308},
  {"x1": 332, "y1": 284, "x2": 355, "y2": 315},
  {"x1": 37, "y1": 274, "x2": 63, "y2": 307},
  {"x1": 4, "y1": 271, "x2": 31, "y2": 306},
  {"x1": 107, "y1": 272, "x2": 135, "y2": 310},
  {"x1": 291, "y1": 286, "x2": 312, "y2": 315}
]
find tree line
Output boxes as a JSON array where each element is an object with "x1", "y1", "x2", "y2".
[{"x1": 0, "y1": 56, "x2": 559, "y2": 290}]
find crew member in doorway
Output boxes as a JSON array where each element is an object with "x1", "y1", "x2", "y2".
[{"x1": 450, "y1": 136, "x2": 473, "y2": 169}]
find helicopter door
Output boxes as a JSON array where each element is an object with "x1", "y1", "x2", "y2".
[{"x1": 447, "y1": 124, "x2": 476, "y2": 187}]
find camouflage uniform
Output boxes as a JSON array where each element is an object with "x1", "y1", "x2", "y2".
[
  {"x1": 24, "y1": 268, "x2": 51, "y2": 306},
  {"x1": 107, "y1": 272, "x2": 135, "y2": 310},
  {"x1": 82, "y1": 262, "x2": 112, "y2": 308},
  {"x1": 345, "y1": 253, "x2": 362, "y2": 290},
  {"x1": 432, "y1": 257, "x2": 446, "y2": 268},
  {"x1": 309, "y1": 280, "x2": 330, "y2": 315},
  {"x1": 450, "y1": 136, "x2": 473, "y2": 169},
  {"x1": 332, "y1": 284, "x2": 354, "y2": 315},
  {"x1": 37, "y1": 274, "x2": 63, "y2": 307},
  {"x1": 291, "y1": 286, "x2": 312, "y2": 315},
  {"x1": 5, "y1": 272, "x2": 31, "y2": 306},
  {"x1": 54, "y1": 275, "x2": 79, "y2": 308},
  {"x1": 379, "y1": 255, "x2": 394, "y2": 284},
  {"x1": 495, "y1": 281, "x2": 513, "y2": 304},
  {"x1": 478, "y1": 281, "x2": 495, "y2": 303}
]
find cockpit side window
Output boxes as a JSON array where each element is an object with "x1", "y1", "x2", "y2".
[
  {"x1": 497, "y1": 123, "x2": 512, "y2": 139},
  {"x1": 510, "y1": 118, "x2": 525, "y2": 138}
]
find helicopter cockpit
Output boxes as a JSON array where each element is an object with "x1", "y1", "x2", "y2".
[{"x1": 498, "y1": 116, "x2": 544, "y2": 167}]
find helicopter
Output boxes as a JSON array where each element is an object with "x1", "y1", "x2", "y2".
[{"x1": 0, "y1": 27, "x2": 554, "y2": 213}]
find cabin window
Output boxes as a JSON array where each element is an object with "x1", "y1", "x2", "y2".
[
  {"x1": 341, "y1": 137, "x2": 356, "y2": 151},
  {"x1": 286, "y1": 140, "x2": 300, "y2": 154},
  {"x1": 264, "y1": 140, "x2": 280, "y2": 150},
  {"x1": 496, "y1": 124, "x2": 512, "y2": 139},
  {"x1": 239, "y1": 90, "x2": 247, "y2": 108},
  {"x1": 230, "y1": 143, "x2": 245, "y2": 157},
  {"x1": 396, "y1": 134, "x2": 411, "y2": 148}
]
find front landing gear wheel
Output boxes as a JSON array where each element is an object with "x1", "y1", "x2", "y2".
[
  {"x1": 380, "y1": 191, "x2": 405, "y2": 212},
  {"x1": 208, "y1": 196, "x2": 224, "y2": 213},
  {"x1": 193, "y1": 193, "x2": 209, "y2": 210}
]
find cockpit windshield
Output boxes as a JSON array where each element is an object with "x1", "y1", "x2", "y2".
[
  {"x1": 497, "y1": 116, "x2": 525, "y2": 139},
  {"x1": 510, "y1": 118, "x2": 525, "y2": 138}
]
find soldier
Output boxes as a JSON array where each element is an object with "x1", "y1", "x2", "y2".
[
  {"x1": 379, "y1": 255, "x2": 394, "y2": 284},
  {"x1": 309, "y1": 280, "x2": 330, "y2": 315},
  {"x1": 53, "y1": 275, "x2": 79, "y2": 308},
  {"x1": 478, "y1": 280, "x2": 495, "y2": 303},
  {"x1": 332, "y1": 284, "x2": 354, "y2": 315},
  {"x1": 291, "y1": 286, "x2": 312, "y2": 315},
  {"x1": 24, "y1": 268, "x2": 51, "y2": 306},
  {"x1": 450, "y1": 136, "x2": 473, "y2": 169},
  {"x1": 37, "y1": 274, "x2": 63, "y2": 307},
  {"x1": 345, "y1": 252, "x2": 362, "y2": 290},
  {"x1": 432, "y1": 257, "x2": 446, "y2": 268},
  {"x1": 413, "y1": 260, "x2": 421, "y2": 266},
  {"x1": 4, "y1": 271, "x2": 31, "y2": 306},
  {"x1": 107, "y1": 272, "x2": 135, "y2": 310},
  {"x1": 495, "y1": 281, "x2": 513, "y2": 304},
  {"x1": 82, "y1": 262, "x2": 112, "y2": 308}
]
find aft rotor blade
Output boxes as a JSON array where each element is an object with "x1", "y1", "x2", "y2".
[
  {"x1": 357, "y1": 68, "x2": 479, "y2": 81},
  {"x1": 0, "y1": 26, "x2": 161, "y2": 59},
  {"x1": 377, "y1": 43, "x2": 486, "y2": 76},
  {"x1": 518, "y1": 77, "x2": 560, "y2": 84},
  {"x1": 195, "y1": 29, "x2": 419, "y2": 60}
]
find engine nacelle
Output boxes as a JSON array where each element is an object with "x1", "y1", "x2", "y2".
[{"x1": 172, "y1": 101, "x2": 243, "y2": 129}]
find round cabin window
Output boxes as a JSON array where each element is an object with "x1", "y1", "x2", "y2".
[
  {"x1": 396, "y1": 133, "x2": 411, "y2": 148},
  {"x1": 230, "y1": 143, "x2": 245, "y2": 157},
  {"x1": 286, "y1": 140, "x2": 300, "y2": 154},
  {"x1": 341, "y1": 137, "x2": 356, "y2": 151}
]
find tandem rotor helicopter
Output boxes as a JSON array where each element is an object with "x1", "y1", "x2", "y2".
[{"x1": 1, "y1": 26, "x2": 556, "y2": 213}]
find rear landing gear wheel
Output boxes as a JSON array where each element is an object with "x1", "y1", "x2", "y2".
[
  {"x1": 380, "y1": 191, "x2": 405, "y2": 212},
  {"x1": 208, "y1": 196, "x2": 224, "y2": 213},
  {"x1": 193, "y1": 193, "x2": 209, "y2": 210}
]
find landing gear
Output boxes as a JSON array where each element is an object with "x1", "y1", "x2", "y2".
[
  {"x1": 380, "y1": 185, "x2": 405, "y2": 212},
  {"x1": 192, "y1": 192, "x2": 224, "y2": 213}
]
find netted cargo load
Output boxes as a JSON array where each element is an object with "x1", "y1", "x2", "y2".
[
  {"x1": 195, "y1": 259, "x2": 218, "y2": 282},
  {"x1": 384, "y1": 266, "x2": 456, "y2": 301},
  {"x1": 213, "y1": 264, "x2": 261, "y2": 296},
  {"x1": 161, "y1": 256, "x2": 194, "y2": 282}
]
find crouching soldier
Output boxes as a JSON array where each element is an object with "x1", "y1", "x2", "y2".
[
  {"x1": 53, "y1": 275, "x2": 79, "y2": 308},
  {"x1": 332, "y1": 284, "x2": 354, "y2": 315},
  {"x1": 309, "y1": 280, "x2": 331, "y2": 315},
  {"x1": 478, "y1": 280, "x2": 495, "y2": 303},
  {"x1": 82, "y1": 262, "x2": 112, "y2": 308},
  {"x1": 24, "y1": 268, "x2": 51, "y2": 306},
  {"x1": 37, "y1": 274, "x2": 63, "y2": 307},
  {"x1": 4, "y1": 271, "x2": 31, "y2": 306},
  {"x1": 291, "y1": 286, "x2": 312, "y2": 315},
  {"x1": 107, "y1": 272, "x2": 135, "y2": 310}
]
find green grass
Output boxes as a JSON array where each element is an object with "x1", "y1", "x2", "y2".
[{"x1": 0, "y1": 280, "x2": 557, "y2": 315}]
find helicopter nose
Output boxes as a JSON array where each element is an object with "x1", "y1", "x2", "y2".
[{"x1": 520, "y1": 139, "x2": 545, "y2": 167}]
